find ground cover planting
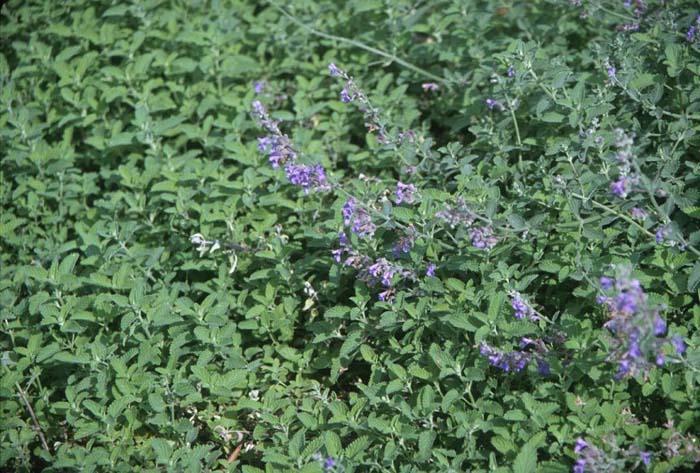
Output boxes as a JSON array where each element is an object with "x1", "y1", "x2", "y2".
[{"x1": 2, "y1": 0, "x2": 700, "y2": 471}]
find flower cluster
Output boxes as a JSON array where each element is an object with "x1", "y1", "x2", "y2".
[
  {"x1": 310, "y1": 452, "x2": 343, "y2": 472},
  {"x1": 664, "y1": 419, "x2": 700, "y2": 462},
  {"x1": 435, "y1": 199, "x2": 476, "y2": 228},
  {"x1": 332, "y1": 231, "x2": 415, "y2": 302},
  {"x1": 486, "y1": 98, "x2": 504, "y2": 111},
  {"x1": 574, "y1": 437, "x2": 651, "y2": 473},
  {"x1": 609, "y1": 129, "x2": 639, "y2": 198},
  {"x1": 480, "y1": 340, "x2": 549, "y2": 374},
  {"x1": 596, "y1": 268, "x2": 686, "y2": 378},
  {"x1": 328, "y1": 63, "x2": 394, "y2": 144},
  {"x1": 511, "y1": 294, "x2": 539, "y2": 321},
  {"x1": 480, "y1": 342, "x2": 531, "y2": 373},
  {"x1": 393, "y1": 225, "x2": 416, "y2": 257},
  {"x1": 469, "y1": 226, "x2": 499, "y2": 250},
  {"x1": 252, "y1": 99, "x2": 330, "y2": 194},
  {"x1": 629, "y1": 207, "x2": 648, "y2": 220},
  {"x1": 342, "y1": 197, "x2": 377, "y2": 239},
  {"x1": 284, "y1": 163, "x2": 330, "y2": 194},
  {"x1": 395, "y1": 182, "x2": 417, "y2": 205},
  {"x1": 687, "y1": 16, "x2": 700, "y2": 42}
]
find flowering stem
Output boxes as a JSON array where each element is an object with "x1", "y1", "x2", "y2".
[
  {"x1": 330, "y1": 181, "x2": 460, "y2": 251},
  {"x1": 570, "y1": 193, "x2": 700, "y2": 256},
  {"x1": 503, "y1": 91, "x2": 523, "y2": 166},
  {"x1": 590, "y1": 1, "x2": 637, "y2": 23},
  {"x1": 571, "y1": 192, "x2": 655, "y2": 239},
  {"x1": 270, "y1": 2, "x2": 450, "y2": 86},
  {"x1": 615, "y1": 79, "x2": 700, "y2": 122},
  {"x1": 16, "y1": 383, "x2": 51, "y2": 454}
]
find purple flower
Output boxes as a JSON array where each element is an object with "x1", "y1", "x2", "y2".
[
  {"x1": 480, "y1": 342, "x2": 531, "y2": 373},
  {"x1": 687, "y1": 25, "x2": 696, "y2": 42},
  {"x1": 672, "y1": 336, "x2": 686, "y2": 355},
  {"x1": 340, "y1": 84, "x2": 359, "y2": 103},
  {"x1": 486, "y1": 98, "x2": 503, "y2": 111},
  {"x1": 575, "y1": 438, "x2": 589, "y2": 454},
  {"x1": 395, "y1": 182, "x2": 417, "y2": 204},
  {"x1": 284, "y1": 163, "x2": 330, "y2": 194},
  {"x1": 342, "y1": 198, "x2": 356, "y2": 226},
  {"x1": 470, "y1": 226, "x2": 498, "y2": 250},
  {"x1": 507, "y1": 65, "x2": 515, "y2": 77},
  {"x1": 600, "y1": 276, "x2": 614, "y2": 290},
  {"x1": 426, "y1": 263, "x2": 436, "y2": 277},
  {"x1": 573, "y1": 458, "x2": 586, "y2": 473},
  {"x1": 537, "y1": 359, "x2": 550, "y2": 375},
  {"x1": 328, "y1": 63, "x2": 342, "y2": 76},
  {"x1": 611, "y1": 176, "x2": 632, "y2": 198},
  {"x1": 653, "y1": 316, "x2": 667, "y2": 336},
  {"x1": 640, "y1": 451, "x2": 651, "y2": 466},
  {"x1": 656, "y1": 352, "x2": 665, "y2": 366},
  {"x1": 325, "y1": 457, "x2": 336, "y2": 469},
  {"x1": 630, "y1": 207, "x2": 648, "y2": 220},
  {"x1": 607, "y1": 66, "x2": 616, "y2": 79},
  {"x1": 367, "y1": 258, "x2": 398, "y2": 287},
  {"x1": 253, "y1": 80, "x2": 267, "y2": 94},
  {"x1": 422, "y1": 82, "x2": 439, "y2": 91},
  {"x1": 512, "y1": 295, "x2": 533, "y2": 320},
  {"x1": 378, "y1": 288, "x2": 395, "y2": 302},
  {"x1": 436, "y1": 200, "x2": 475, "y2": 228},
  {"x1": 393, "y1": 228, "x2": 416, "y2": 256},
  {"x1": 655, "y1": 227, "x2": 668, "y2": 244}
]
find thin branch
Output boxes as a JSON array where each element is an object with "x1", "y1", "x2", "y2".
[
  {"x1": 16, "y1": 383, "x2": 51, "y2": 454},
  {"x1": 269, "y1": 2, "x2": 450, "y2": 86}
]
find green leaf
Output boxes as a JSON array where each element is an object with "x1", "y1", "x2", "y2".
[
  {"x1": 513, "y1": 444, "x2": 538, "y2": 473},
  {"x1": 417, "y1": 431, "x2": 435, "y2": 461},
  {"x1": 324, "y1": 431, "x2": 342, "y2": 457},
  {"x1": 688, "y1": 262, "x2": 700, "y2": 292},
  {"x1": 345, "y1": 436, "x2": 369, "y2": 459}
]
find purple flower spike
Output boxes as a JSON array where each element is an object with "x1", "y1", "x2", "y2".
[
  {"x1": 486, "y1": 98, "x2": 503, "y2": 111},
  {"x1": 655, "y1": 227, "x2": 668, "y2": 244},
  {"x1": 672, "y1": 337, "x2": 686, "y2": 355},
  {"x1": 395, "y1": 182, "x2": 417, "y2": 205},
  {"x1": 630, "y1": 207, "x2": 648, "y2": 220},
  {"x1": 608, "y1": 66, "x2": 616, "y2": 79},
  {"x1": 574, "y1": 438, "x2": 589, "y2": 454},
  {"x1": 653, "y1": 316, "x2": 667, "y2": 336},
  {"x1": 600, "y1": 276, "x2": 614, "y2": 290},
  {"x1": 426, "y1": 263, "x2": 436, "y2": 277},
  {"x1": 253, "y1": 80, "x2": 267, "y2": 94},
  {"x1": 508, "y1": 65, "x2": 515, "y2": 77},
  {"x1": 611, "y1": 176, "x2": 631, "y2": 198},
  {"x1": 284, "y1": 163, "x2": 330, "y2": 194},
  {"x1": 328, "y1": 63, "x2": 342, "y2": 76},
  {"x1": 573, "y1": 458, "x2": 586, "y2": 473},
  {"x1": 640, "y1": 451, "x2": 651, "y2": 466}
]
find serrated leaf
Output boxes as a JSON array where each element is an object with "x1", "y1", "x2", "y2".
[
  {"x1": 417, "y1": 431, "x2": 435, "y2": 461},
  {"x1": 345, "y1": 436, "x2": 369, "y2": 459},
  {"x1": 513, "y1": 444, "x2": 538, "y2": 473},
  {"x1": 325, "y1": 431, "x2": 342, "y2": 457},
  {"x1": 688, "y1": 262, "x2": 700, "y2": 292}
]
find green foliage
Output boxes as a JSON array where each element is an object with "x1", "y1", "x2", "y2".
[{"x1": 2, "y1": 0, "x2": 700, "y2": 472}]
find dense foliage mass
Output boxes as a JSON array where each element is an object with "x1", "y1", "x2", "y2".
[{"x1": 2, "y1": 0, "x2": 700, "y2": 471}]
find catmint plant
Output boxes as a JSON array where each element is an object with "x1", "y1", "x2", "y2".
[
  {"x1": 596, "y1": 267, "x2": 686, "y2": 378},
  {"x1": 573, "y1": 436, "x2": 651, "y2": 472}
]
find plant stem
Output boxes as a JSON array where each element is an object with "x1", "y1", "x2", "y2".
[
  {"x1": 270, "y1": 2, "x2": 450, "y2": 86},
  {"x1": 16, "y1": 383, "x2": 51, "y2": 454}
]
